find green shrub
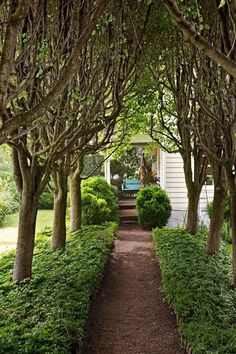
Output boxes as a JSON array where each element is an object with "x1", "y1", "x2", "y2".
[
  {"x1": 136, "y1": 186, "x2": 171, "y2": 229},
  {"x1": 82, "y1": 193, "x2": 110, "y2": 225},
  {"x1": 0, "y1": 173, "x2": 19, "y2": 218},
  {"x1": 153, "y1": 227, "x2": 236, "y2": 354},
  {"x1": 39, "y1": 189, "x2": 54, "y2": 209},
  {"x1": 0, "y1": 223, "x2": 116, "y2": 353},
  {"x1": 81, "y1": 177, "x2": 118, "y2": 225},
  {"x1": 0, "y1": 201, "x2": 8, "y2": 227},
  {"x1": 82, "y1": 177, "x2": 117, "y2": 213}
]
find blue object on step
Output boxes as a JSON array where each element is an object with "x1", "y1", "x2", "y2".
[{"x1": 122, "y1": 178, "x2": 141, "y2": 192}]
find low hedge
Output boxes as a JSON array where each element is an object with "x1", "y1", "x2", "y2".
[
  {"x1": 0, "y1": 223, "x2": 116, "y2": 353},
  {"x1": 153, "y1": 228, "x2": 236, "y2": 354}
]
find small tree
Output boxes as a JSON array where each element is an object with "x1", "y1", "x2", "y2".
[{"x1": 150, "y1": 44, "x2": 208, "y2": 234}]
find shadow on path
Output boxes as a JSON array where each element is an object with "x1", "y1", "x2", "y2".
[{"x1": 82, "y1": 223, "x2": 186, "y2": 354}]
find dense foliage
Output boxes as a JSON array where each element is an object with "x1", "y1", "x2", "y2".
[
  {"x1": 0, "y1": 172, "x2": 19, "y2": 226},
  {"x1": 136, "y1": 186, "x2": 171, "y2": 229},
  {"x1": 38, "y1": 189, "x2": 54, "y2": 210},
  {"x1": 0, "y1": 223, "x2": 116, "y2": 353},
  {"x1": 153, "y1": 228, "x2": 236, "y2": 354},
  {"x1": 0, "y1": 201, "x2": 8, "y2": 227},
  {"x1": 82, "y1": 177, "x2": 118, "y2": 225}
]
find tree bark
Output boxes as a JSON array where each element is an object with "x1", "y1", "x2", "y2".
[
  {"x1": 186, "y1": 189, "x2": 200, "y2": 234},
  {"x1": 231, "y1": 192, "x2": 236, "y2": 288},
  {"x1": 182, "y1": 151, "x2": 207, "y2": 235},
  {"x1": 70, "y1": 170, "x2": 82, "y2": 232},
  {"x1": 13, "y1": 184, "x2": 39, "y2": 283},
  {"x1": 207, "y1": 186, "x2": 227, "y2": 254},
  {"x1": 51, "y1": 169, "x2": 68, "y2": 250},
  {"x1": 13, "y1": 145, "x2": 45, "y2": 283},
  {"x1": 206, "y1": 165, "x2": 227, "y2": 254}
]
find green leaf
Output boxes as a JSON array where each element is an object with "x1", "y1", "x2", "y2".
[
  {"x1": 36, "y1": 68, "x2": 43, "y2": 78},
  {"x1": 18, "y1": 91, "x2": 28, "y2": 100},
  {"x1": 218, "y1": 0, "x2": 226, "y2": 8}
]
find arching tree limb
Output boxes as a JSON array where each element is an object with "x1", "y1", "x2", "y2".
[{"x1": 163, "y1": 0, "x2": 236, "y2": 78}]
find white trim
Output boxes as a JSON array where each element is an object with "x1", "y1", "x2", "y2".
[
  {"x1": 104, "y1": 158, "x2": 111, "y2": 184},
  {"x1": 160, "y1": 150, "x2": 166, "y2": 188}
]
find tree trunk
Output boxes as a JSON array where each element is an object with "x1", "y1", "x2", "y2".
[
  {"x1": 231, "y1": 192, "x2": 236, "y2": 288},
  {"x1": 13, "y1": 187, "x2": 39, "y2": 283},
  {"x1": 207, "y1": 186, "x2": 227, "y2": 254},
  {"x1": 51, "y1": 170, "x2": 68, "y2": 250},
  {"x1": 70, "y1": 171, "x2": 82, "y2": 232},
  {"x1": 206, "y1": 165, "x2": 227, "y2": 254},
  {"x1": 186, "y1": 190, "x2": 200, "y2": 234},
  {"x1": 181, "y1": 150, "x2": 207, "y2": 235}
]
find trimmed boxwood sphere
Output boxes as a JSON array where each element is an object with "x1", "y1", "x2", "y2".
[{"x1": 136, "y1": 186, "x2": 172, "y2": 230}]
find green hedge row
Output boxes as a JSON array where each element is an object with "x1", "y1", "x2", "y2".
[
  {"x1": 153, "y1": 228, "x2": 236, "y2": 354},
  {"x1": 0, "y1": 223, "x2": 116, "y2": 353}
]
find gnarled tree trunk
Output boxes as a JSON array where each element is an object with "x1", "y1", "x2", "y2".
[
  {"x1": 181, "y1": 136, "x2": 208, "y2": 235},
  {"x1": 206, "y1": 164, "x2": 227, "y2": 254},
  {"x1": 231, "y1": 192, "x2": 236, "y2": 288},
  {"x1": 51, "y1": 167, "x2": 68, "y2": 250},
  {"x1": 70, "y1": 158, "x2": 84, "y2": 232},
  {"x1": 70, "y1": 172, "x2": 82, "y2": 232},
  {"x1": 12, "y1": 147, "x2": 49, "y2": 283},
  {"x1": 186, "y1": 188, "x2": 201, "y2": 234},
  {"x1": 13, "y1": 179, "x2": 39, "y2": 282},
  {"x1": 225, "y1": 166, "x2": 236, "y2": 288}
]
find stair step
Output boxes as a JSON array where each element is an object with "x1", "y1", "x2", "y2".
[
  {"x1": 118, "y1": 204, "x2": 136, "y2": 210},
  {"x1": 117, "y1": 209, "x2": 137, "y2": 218},
  {"x1": 118, "y1": 199, "x2": 136, "y2": 207},
  {"x1": 118, "y1": 199, "x2": 136, "y2": 205}
]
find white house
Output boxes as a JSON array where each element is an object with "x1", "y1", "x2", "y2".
[
  {"x1": 104, "y1": 134, "x2": 214, "y2": 225},
  {"x1": 157, "y1": 149, "x2": 214, "y2": 212}
]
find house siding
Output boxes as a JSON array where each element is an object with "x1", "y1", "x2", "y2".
[{"x1": 163, "y1": 152, "x2": 214, "y2": 211}]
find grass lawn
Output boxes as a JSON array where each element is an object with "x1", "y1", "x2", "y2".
[{"x1": 0, "y1": 210, "x2": 54, "y2": 252}]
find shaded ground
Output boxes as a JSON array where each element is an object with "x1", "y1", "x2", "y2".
[{"x1": 82, "y1": 223, "x2": 186, "y2": 354}]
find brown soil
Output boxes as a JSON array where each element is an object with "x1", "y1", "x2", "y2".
[{"x1": 82, "y1": 223, "x2": 186, "y2": 354}]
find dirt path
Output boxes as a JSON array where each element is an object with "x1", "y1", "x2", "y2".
[{"x1": 82, "y1": 223, "x2": 186, "y2": 354}]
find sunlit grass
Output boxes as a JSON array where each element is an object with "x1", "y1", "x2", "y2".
[{"x1": 0, "y1": 210, "x2": 54, "y2": 251}]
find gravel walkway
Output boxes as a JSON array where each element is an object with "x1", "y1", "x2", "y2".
[{"x1": 82, "y1": 223, "x2": 186, "y2": 354}]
